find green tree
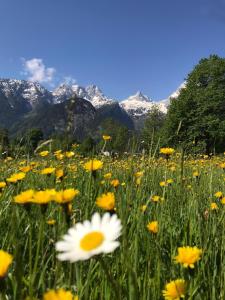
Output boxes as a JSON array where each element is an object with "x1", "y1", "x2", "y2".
[
  {"x1": 141, "y1": 106, "x2": 166, "y2": 152},
  {"x1": 98, "y1": 118, "x2": 130, "y2": 153},
  {"x1": 0, "y1": 128, "x2": 9, "y2": 157},
  {"x1": 164, "y1": 55, "x2": 225, "y2": 153}
]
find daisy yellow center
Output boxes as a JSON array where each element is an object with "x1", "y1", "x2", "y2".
[{"x1": 80, "y1": 231, "x2": 104, "y2": 251}]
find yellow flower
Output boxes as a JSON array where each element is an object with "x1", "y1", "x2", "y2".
[
  {"x1": 19, "y1": 166, "x2": 32, "y2": 173},
  {"x1": 214, "y1": 191, "x2": 223, "y2": 199},
  {"x1": 193, "y1": 171, "x2": 199, "y2": 178},
  {"x1": 65, "y1": 151, "x2": 75, "y2": 158},
  {"x1": 39, "y1": 151, "x2": 49, "y2": 157},
  {"x1": 210, "y1": 202, "x2": 218, "y2": 210},
  {"x1": 0, "y1": 182, "x2": 6, "y2": 189},
  {"x1": 96, "y1": 192, "x2": 115, "y2": 211},
  {"x1": 84, "y1": 159, "x2": 103, "y2": 172},
  {"x1": 151, "y1": 195, "x2": 160, "y2": 202},
  {"x1": 174, "y1": 246, "x2": 202, "y2": 268},
  {"x1": 102, "y1": 135, "x2": 111, "y2": 141},
  {"x1": 56, "y1": 169, "x2": 64, "y2": 179},
  {"x1": 141, "y1": 205, "x2": 147, "y2": 212},
  {"x1": 221, "y1": 197, "x2": 225, "y2": 205},
  {"x1": 103, "y1": 172, "x2": 112, "y2": 179},
  {"x1": 134, "y1": 171, "x2": 144, "y2": 178},
  {"x1": 160, "y1": 148, "x2": 175, "y2": 156},
  {"x1": 0, "y1": 250, "x2": 13, "y2": 278},
  {"x1": 32, "y1": 190, "x2": 53, "y2": 204},
  {"x1": 7, "y1": 172, "x2": 26, "y2": 183},
  {"x1": 111, "y1": 179, "x2": 120, "y2": 188},
  {"x1": 56, "y1": 153, "x2": 64, "y2": 160},
  {"x1": 40, "y1": 167, "x2": 56, "y2": 175},
  {"x1": 162, "y1": 279, "x2": 186, "y2": 300},
  {"x1": 43, "y1": 289, "x2": 78, "y2": 300},
  {"x1": 160, "y1": 181, "x2": 167, "y2": 187},
  {"x1": 167, "y1": 179, "x2": 173, "y2": 184},
  {"x1": 14, "y1": 189, "x2": 34, "y2": 204},
  {"x1": 147, "y1": 221, "x2": 158, "y2": 233},
  {"x1": 54, "y1": 189, "x2": 79, "y2": 204},
  {"x1": 47, "y1": 219, "x2": 56, "y2": 225}
]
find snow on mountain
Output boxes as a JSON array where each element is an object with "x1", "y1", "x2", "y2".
[
  {"x1": 52, "y1": 84, "x2": 114, "y2": 108},
  {"x1": 120, "y1": 91, "x2": 167, "y2": 117},
  {"x1": 0, "y1": 79, "x2": 53, "y2": 107},
  {"x1": 169, "y1": 82, "x2": 186, "y2": 99}
]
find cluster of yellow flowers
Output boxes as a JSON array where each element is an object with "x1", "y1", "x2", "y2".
[{"x1": 14, "y1": 188, "x2": 79, "y2": 205}]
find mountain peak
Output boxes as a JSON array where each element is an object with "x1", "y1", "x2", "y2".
[{"x1": 125, "y1": 91, "x2": 151, "y2": 103}]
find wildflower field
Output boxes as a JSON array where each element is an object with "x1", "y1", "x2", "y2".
[{"x1": 0, "y1": 148, "x2": 225, "y2": 300}]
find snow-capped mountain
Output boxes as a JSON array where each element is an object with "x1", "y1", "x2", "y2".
[
  {"x1": 120, "y1": 91, "x2": 167, "y2": 117},
  {"x1": 169, "y1": 82, "x2": 186, "y2": 99},
  {"x1": 52, "y1": 84, "x2": 114, "y2": 108},
  {"x1": 0, "y1": 79, "x2": 53, "y2": 108}
]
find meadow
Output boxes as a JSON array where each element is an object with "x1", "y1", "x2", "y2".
[{"x1": 0, "y1": 146, "x2": 224, "y2": 300}]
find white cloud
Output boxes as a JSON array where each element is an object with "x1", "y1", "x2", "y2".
[{"x1": 23, "y1": 58, "x2": 56, "y2": 84}]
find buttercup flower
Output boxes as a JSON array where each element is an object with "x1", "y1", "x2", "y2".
[
  {"x1": 56, "y1": 212, "x2": 122, "y2": 262},
  {"x1": 96, "y1": 192, "x2": 115, "y2": 211},
  {"x1": 174, "y1": 246, "x2": 202, "y2": 268},
  {"x1": 162, "y1": 279, "x2": 186, "y2": 300},
  {"x1": 43, "y1": 289, "x2": 78, "y2": 300},
  {"x1": 0, "y1": 250, "x2": 13, "y2": 279}
]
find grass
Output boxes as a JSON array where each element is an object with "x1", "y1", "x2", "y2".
[{"x1": 0, "y1": 151, "x2": 224, "y2": 299}]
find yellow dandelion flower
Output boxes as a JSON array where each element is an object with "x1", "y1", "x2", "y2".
[
  {"x1": 96, "y1": 192, "x2": 115, "y2": 211},
  {"x1": 210, "y1": 202, "x2": 218, "y2": 210},
  {"x1": 43, "y1": 289, "x2": 78, "y2": 300},
  {"x1": 160, "y1": 181, "x2": 167, "y2": 187},
  {"x1": 141, "y1": 205, "x2": 147, "y2": 212},
  {"x1": 174, "y1": 246, "x2": 202, "y2": 268},
  {"x1": 214, "y1": 191, "x2": 223, "y2": 199},
  {"x1": 134, "y1": 171, "x2": 144, "y2": 178},
  {"x1": 56, "y1": 169, "x2": 64, "y2": 179},
  {"x1": 151, "y1": 195, "x2": 160, "y2": 202},
  {"x1": 111, "y1": 179, "x2": 120, "y2": 188},
  {"x1": 102, "y1": 135, "x2": 111, "y2": 141},
  {"x1": 32, "y1": 190, "x2": 53, "y2": 204},
  {"x1": 0, "y1": 250, "x2": 13, "y2": 279},
  {"x1": 7, "y1": 172, "x2": 26, "y2": 183},
  {"x1": 65, "y1": 151, "x2": 75, "y2": 158},
  {"x1": 103, "y1": 172, "x2": 112, "y2": 179},
  {"x1": 162, "y1": 279, "x2": 186, "y2": 300},
  {"x1": 54, "y1": 189, "x2": 79, "y2": 204},
  {"x1": 19, "y1": 166, "x2": 32, "y2": 173},
  {"x1": 39, "y1": 151, "x2": 49, "y2": 157},
  {"x1": 221, "y1": 197, "x2": 225, "y2": 204},
  {"x1": 160, "y1": 148, "x2": 175, "y2": 156},
  {"x1": 47, "y1": 219, "x2": 56, "y2": 225},
  {"x1": 84, "y1": 159, "x2": 103, "y2": 172},
  {"x1": 14, "y1": 189, "x2": 34, "y2": 204},
  {"x1": 147, "y1": 221, "x2": 158, "y2": 233},
  {"x1": 40, "y1": 167, "x2": 56, "y2": 175},
  {"x1": 0, "y1": 182, "x2": 6, "y2": 189}
]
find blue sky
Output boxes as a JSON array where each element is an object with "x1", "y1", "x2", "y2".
[{"x1": 0, "y1": 0, "x2": 225, "y2": 100}]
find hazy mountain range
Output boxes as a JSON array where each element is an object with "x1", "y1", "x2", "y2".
[{"x1": 0, "y1": 78, "x2": 184, "y2": 139}]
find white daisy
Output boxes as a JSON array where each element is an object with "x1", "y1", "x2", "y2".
[{"x1": 55, "y1": 212, "x2": 122, "y2": 262}]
